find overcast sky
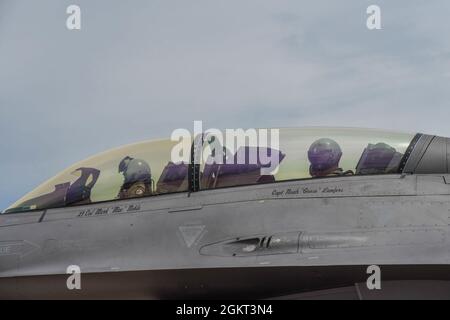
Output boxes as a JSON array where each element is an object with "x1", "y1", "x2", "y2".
[{"x1": 1, "y1": 0, "x2": 450, "y2": 210}]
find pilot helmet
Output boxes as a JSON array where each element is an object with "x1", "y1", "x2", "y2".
[
  {"x1": 118, "y1": 156, "x2": 133, "y2": 173},
  {"x1": 308, "y1": 138, "x2": 343, "y2": 172}
]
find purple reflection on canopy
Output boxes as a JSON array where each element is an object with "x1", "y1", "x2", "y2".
[
  {"x1": 203, "y1": 147, "x2": 285, "y2": 177},
  {"x1": 159, "y1": 162, "x2": 189, "y2": 182},
  {"x1": 356, "y1": 143, "x2": 402, "y2": 174}
]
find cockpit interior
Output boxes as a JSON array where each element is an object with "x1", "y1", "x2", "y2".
[{"x1": 3, "y1": 128, "x2": 416, "y2": 214}]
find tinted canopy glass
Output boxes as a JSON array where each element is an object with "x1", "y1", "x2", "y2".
[
  {"x1": 199, "y1": 128, "x2": 415, "y2": 190},
  {"x1": 5, "y1": 138, "x2": 190, "y2": 213},
  {"x1": 4, "y1": 127, "x2": 415, "y2": 213}
]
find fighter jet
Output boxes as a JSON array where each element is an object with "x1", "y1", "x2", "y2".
[{"x1": 1, "y1": 127, "x2": 450, "y2": 299}]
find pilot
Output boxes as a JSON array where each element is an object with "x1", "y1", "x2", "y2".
[
  {"x1": 117, "y1": 156, "x2": 152, "y2": 199},
  {"x1": 308, "y1": 138, "x2": 353, "y2": 178}
]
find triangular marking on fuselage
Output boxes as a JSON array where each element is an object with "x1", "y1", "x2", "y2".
[{"x1": 179, "y1": 225, "x2": 205, "y2": 248}]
